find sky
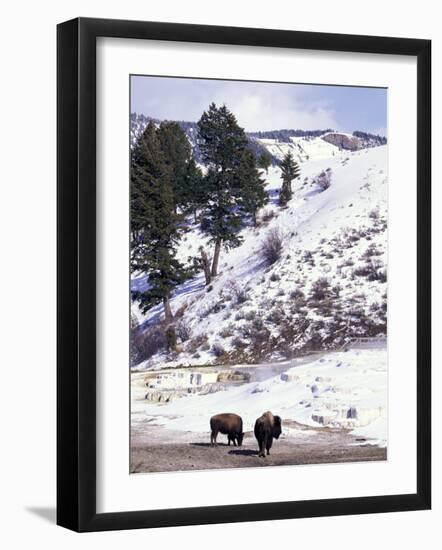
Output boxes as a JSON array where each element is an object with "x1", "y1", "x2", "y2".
[{"x1": 131, "y1": 75, "x2": 387, "y2": 137}]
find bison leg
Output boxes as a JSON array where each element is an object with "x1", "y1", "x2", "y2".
[
  {"x1": 266, "y1": 437, "x2": 273, "y2": 455},
  {"x1": 258, "y1": 436, "x2": 266, "y2": 457},
  {"x1": 211, "y1": 430, "x2": 218, "y2": 446}
]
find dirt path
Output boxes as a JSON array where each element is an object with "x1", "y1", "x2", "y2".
[{"x1": 130, "y1": 421, "x2": 386, "y2": 474}]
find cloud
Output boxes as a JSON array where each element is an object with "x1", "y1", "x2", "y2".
[
  {"x1": 132, "y1": 77, "x2": 339, "y2": 132},
  {"x1": 211, "y1": 83, "x2": 338, "y2": 132}
]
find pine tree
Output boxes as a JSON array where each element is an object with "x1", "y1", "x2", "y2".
[
  {"x1": 201, "y1": 167, "x2": 244, "y2": 277},
  {"x1": 198, "y1": 103, "x2": 248, "y2": 172},
  {"x1": 156, "y1": 121, "x2": 192, "y2": 211},
  {"x1": 279, "y1": 181, "x2": 291, "y2": 206},
  {"x1": 181, "y1": 158, "x2": 205, "y2": 222},
  {"x1": 257, "y1": 150, "x2": 272, "y2": 174},
  {"x1": 130, "y1": 122, "x2": 189, "y2": 324},
  {"x1": 237, "y1": 150, "x2": 269, "y2": 225},
  {"x1": 197, "y1": 103, "x2": 248, "y2": 277},
  {"x1": 279, "y1": 151, "x2": 300, "y2": 206},
  {"x1": 130, "y1": 122, "x2": 165, "y2": 243}
]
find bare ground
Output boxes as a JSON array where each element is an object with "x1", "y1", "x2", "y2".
[{"x1": 130, "y1": 420, "x2": 386, "y2": 474}]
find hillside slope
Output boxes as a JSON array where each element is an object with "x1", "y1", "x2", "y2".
[{"x1": 131, "y1": 138, "x2": 387, "y2": 370}]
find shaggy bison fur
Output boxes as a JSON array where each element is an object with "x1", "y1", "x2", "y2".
[
  {"x1": 210, "y1": 413, "x2": 244, "y2": 446},
  {"x1": 254, "y1": 411, "x2": 282, "y2": 457}
]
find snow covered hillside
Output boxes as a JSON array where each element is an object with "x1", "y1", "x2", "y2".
[{"x1": 131, "y1": 135, "x2": 387, "y2": 370}]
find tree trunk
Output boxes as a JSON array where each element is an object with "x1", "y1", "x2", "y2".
[
  {"x1": 211, "y1": 239, "x2": 222, "y2": 277},
  {"x1": 200, "y1": 248, "x2": 212, "y2": 285},
  {"x1": 163, "y1": 295, "x2": 173, "y2": 323}
]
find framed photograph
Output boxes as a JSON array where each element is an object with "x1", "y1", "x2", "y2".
[{"x1": 57, "y1": 17, "x2": 431, "y2": 532}]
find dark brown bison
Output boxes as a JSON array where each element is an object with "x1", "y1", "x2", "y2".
[
  {"x1": 210, "y1": 413, "x2": 244, "y2": 446},
  {"x1": 254, "y1": 411, "x2": 282, "y2": 457}
]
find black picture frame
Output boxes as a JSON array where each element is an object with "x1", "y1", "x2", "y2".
[{"x1": 57, "y1": 17, "x2": 431, "y2": 532}]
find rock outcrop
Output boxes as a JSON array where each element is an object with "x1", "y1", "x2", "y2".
[{"x1": 321, "y1": 132, "x2": 361, "y2": 151}]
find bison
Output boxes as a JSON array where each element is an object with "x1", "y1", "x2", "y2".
[
  {"x1": 254, "y1": 411, "x2": 282, "y2": 457},
  {"x1": 210, "y1": 413, "x2": 244, "y2": 447}
]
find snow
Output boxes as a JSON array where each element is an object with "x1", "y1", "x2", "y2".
[
  {"x1": 351, "y1": 416, "x2": 387, "y2": 447},
  {"x1": 256, "y1": 136, "x2": 340, "y2": 163},
  {"x1": 132, "y1": 349, "x2": 387, "y2": 444},
  {"x1": 130, "y1": 132, "x2": 388, "y2": 448}
]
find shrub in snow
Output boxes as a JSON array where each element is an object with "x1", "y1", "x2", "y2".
[
  {"x1": 260, "y1": 208, "x2": 276, "y2": 223},
  {"x1": 303, "y1": 330, "x2": 324, "y2": 352},
  {"x1": 219, "y1": 324, "x2": 234, "y2": 338},
  {"x1": 315, "y1": 168, "x2": 332, "y2": 191},
  {"x1": 332, "y1": 284, "x2": 342, "y2": 298},
  {"x1": 369, "y1": 208, "x2": 380, "y2": 220},
  {"x1": 361, "y1": 243, "x2": 382, "y2": 260},
  {"x1": 340, "y1": 258, "x2": 355, "y2": 267},
  {"x1": 353, "y1": 259, "x2": 385, "y2": 281},
  {"x1": 310, "y1": 277, "x2": 332, "y2": 301},
  {"x1": 266, "y1": 308, "x2": 285, "y2": 324},
  {"x1": 236, "y1": 289, "x2": 249, "y2": 304},
  {"x1": 289, "y1": 304, "x2": 306, "y2": 316},
  {"x1": 252, "y1": 318, "x2": 265, "y2": 331},
  {"x1": 244, "y1": 309, "x2": 257, "y2": 321},
  {"x1": 186, "y1": 333, "x2": 208, "y2": 353},
  {"x1": 239, "y1": 322, "x2": 253, "y2": 338},
  {"x1": 232, "y1": 336, "x2": 247, "y2": 350},
  {"x1": 176, "y1": 320, "x2": 191, "y2": 342},
  {"x1": 269, "y1": 272, "x2": 280, "y2": 282},
  {"x1": 205, "y1": 301, "x2": 226, "y2": 315},
  {"x1": 212, "y1": 342, "x2": 226, "y2": 358},
  {"x1": 314, "y1": 299, "x2": 335, "y2": 317},
  {"x1": 131, "y1": 323, "x2": 167, "y2": 364},
  {"x1": 347, "y1": 232, "x2": 360, "y2": 244},
  {"x1": 248, "y1": 324, "x2": 272, "y2": 361},
  {"x1": 290, "y1": 288, "x2": 305, "y2": 302},
  {"x1": 261, "y1": 228, "x2": 283, "y2": 265},
  {"x1": 226, "y1": 280, "x2": 249, "y2": 305},
  {"x1": 302, "y1": 250, "x2": 315, "y2": 266}
]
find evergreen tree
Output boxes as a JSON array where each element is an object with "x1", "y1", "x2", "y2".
[
  {"x1": 157, "y1": 121, "x2": 192, "y2": 211},
  {"x1": 130, "y1": 121, "x2": 189, "y2": 323},
  {"x1": 130, "y1": 121, "x2": 164, "y2": 240},
  {"x1": 257, "y1": 150, "x2": 272, "y2": 173},
  {"x1": 279, "y1": 179, "x2": 292, "y2": 206},
  {"x1": 181, "y1": 158, "x2": 205, "y2": 222},
  {"x1": 201, "y1": 167, "x2": 244, "y2": 277},
  {"x1": 198, "y1": 103, "x2": 248, "y2": 172},
  {"x1": 237, "y1": 150, "x2": 269, "y2": 225},
  {"x1": 197, "y1": 103, "x2": 248, "y2": 277},
  {"x1": 279, "y1": 151, "x2": 300, "y2": 206}
]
